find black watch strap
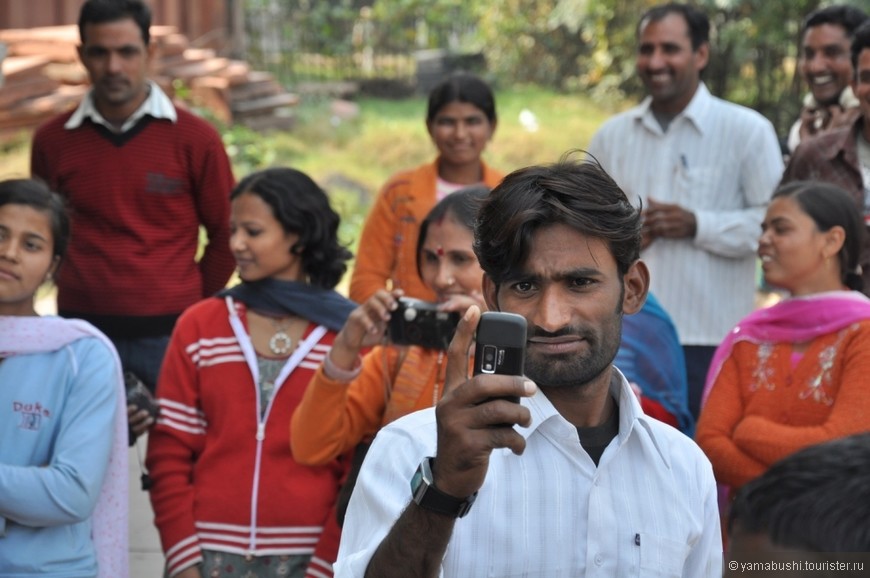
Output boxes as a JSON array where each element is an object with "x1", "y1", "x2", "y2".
[{"x1": 410, "y1": 457, "x2": 477, "y2": 518}]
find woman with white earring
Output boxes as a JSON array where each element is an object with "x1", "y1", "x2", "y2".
[
  {"x1": 146, "y1": 168, "x2": 355, "y2": 578},
  {"x1": 0, "y1": 178, "x2": 127, "y2": 578}
]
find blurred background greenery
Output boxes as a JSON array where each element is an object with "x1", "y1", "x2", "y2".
[{"x1": 240, "y1": 0, "x2": 870, "y2": 135}]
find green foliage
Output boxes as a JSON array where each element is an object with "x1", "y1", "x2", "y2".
[
  {"x1": 700, "y1": 0, "x2": 823, "y2": 135},
  {"x1": 241, "y1": 0, "x2": 870, "y2": 138},
  {"x1": 245, "y1": 0, "x2": 359, "y2": 54},
  {"x1": 471, "y1": 0, "x2": 591, "y2": 89},
  {"x1": 222, "y1": 123, "x2": 277, "y2": 175},
  {"x1": 369, "y1": 0, "x2": 476, "y2": 50}
]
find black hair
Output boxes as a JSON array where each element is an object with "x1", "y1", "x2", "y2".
[
  {"x1": 426, "y1": 72, "x2": 497, "y2": 125},
  {"x1": 637, "y1": 2, "x2": 710, "y2": 50},
  {"x1": 851, "y1": 20, "x2": 870, "y2": 73},
  {"x1": 79, "y1": 0, "x2": 152, "y2": 45},
  {"x1": 0, "y1": 178, "x2": 70, "y2": 262},
  {"x1": 729, "y1": 433, "x2": 870, "y2": 552},
  {"x1": 474, "y1": 153, "x2": 641, "y2": 286},
  {"x1": 231, "y1": 168, "x2": 352, "y2": 290},
  {"x1": 804, "y1": 4, "x2": 868, "y2": 43},
  {"x1": 772, "y1": 181, "x2": 865, "y2": 292},
  {"x1": 415, "y1": 184, "x2": 490, "y2": 279}
]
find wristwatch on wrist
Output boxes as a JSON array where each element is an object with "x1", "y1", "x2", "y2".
[{"x1": 410, "y1": 457, "x2": 477, "y2": 518}]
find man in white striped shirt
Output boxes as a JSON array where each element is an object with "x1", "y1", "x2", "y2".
[
  {"x1": 587, "y1": 3, "x2": 783, "y2": 419},
  {"x1": 335, "y1": 158, "x2": 722, "y2": 578}
]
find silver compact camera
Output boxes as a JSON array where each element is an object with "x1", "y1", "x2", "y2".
[{"x1": 388, "y1": 297, "x2": 460, "y2": 350}]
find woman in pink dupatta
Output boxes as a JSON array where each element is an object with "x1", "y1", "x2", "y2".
[
  {"x1": 0, "y1": 179, "x2": 127, "y2": 577},
  {"x1": 696, "y1": 181, "x2": 870, "y2": 498}
]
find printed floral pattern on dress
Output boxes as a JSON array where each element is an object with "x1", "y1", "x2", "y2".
[
  {"x1": 800, "y1": 324, "x2": 857, "y2": 406},
  {"x1": 201, "y1": 550, "x2": 309, "y2": 578},
  {"x1": 749, "y1": 343, "x2": 776, "y2": 392}
]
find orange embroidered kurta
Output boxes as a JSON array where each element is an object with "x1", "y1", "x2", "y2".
[{"x1": 696, "y1": 320, "x2": 870, "y2": 489}]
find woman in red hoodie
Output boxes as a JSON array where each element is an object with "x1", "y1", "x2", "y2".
[{"x1": 147, "y1": 168, "x2": 355, "y2": 578}]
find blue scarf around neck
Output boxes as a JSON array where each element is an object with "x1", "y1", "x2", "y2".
[{"x1": 219, "y1": 278, "x2": 356, "y2": 332}]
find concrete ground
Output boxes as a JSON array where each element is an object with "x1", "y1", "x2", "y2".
[{"x1": 128, "y1": 436, "x2": 166, "y2": 577}]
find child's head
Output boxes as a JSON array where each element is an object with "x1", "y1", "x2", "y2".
[{"x1": 729, "y1": 433, "x2": 870, "y2": 558}]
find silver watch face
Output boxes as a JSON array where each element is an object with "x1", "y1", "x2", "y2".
[
  {"x1": 410, "y1": 459, "x2": 429, "y2": 501},
  {"x1": 411, "y1": 467, "x2": 424, "y2": 493},
  {"x1": 409, "y1": 457, "x2": 477, "y2": 518}
]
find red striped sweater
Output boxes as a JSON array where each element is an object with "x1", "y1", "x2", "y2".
[
  {"x1": 145, "y1": 297, "x2": 348, "y2": 577},
  {"x1": 30, "y1": 109, "x2": 235, "y2": 322}
]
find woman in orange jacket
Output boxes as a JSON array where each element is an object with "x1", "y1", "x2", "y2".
[
  {"x1": 291, "y1": 186, "x2": 488, "y2": 468},
  {"x1": 349, "y1": 72, "x2": 502, "y2": 304}
]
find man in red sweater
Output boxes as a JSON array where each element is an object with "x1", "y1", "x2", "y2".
[{"x1": 30, "y1": 0, "x2": 235, "y2": 436}]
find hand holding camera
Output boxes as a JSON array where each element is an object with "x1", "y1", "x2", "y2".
[
  {"x1": 327, "y1": 289, "x2": 402, "y2": 374},
  {"x1": 326, "y1": 290, "x2": 472, "y2": 381},
  {"x1": 125, "y1": 371, "x2": 158, "y2": 445}
]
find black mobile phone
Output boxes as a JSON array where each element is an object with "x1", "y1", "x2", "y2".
[
  {"x1": 388, "y1": 297, "x2": 460, "y2": 351},
  {"x1": 473, "y1": 311, "x2": 527, "y2": 377}
]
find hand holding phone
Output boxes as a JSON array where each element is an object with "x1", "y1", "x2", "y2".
[{"x1": 432, "y1": 306, "x2": 535, "y2": 498}]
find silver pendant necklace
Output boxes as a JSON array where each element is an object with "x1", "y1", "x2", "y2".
[{"x1": 267, "y1": 316, "x2": 294, "y2": 356}]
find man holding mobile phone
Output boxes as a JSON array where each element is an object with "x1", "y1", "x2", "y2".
[{"x1": 335, "y1": 157, "x2": 722, "y2": 577}]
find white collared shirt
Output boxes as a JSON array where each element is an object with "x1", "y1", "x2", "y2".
[
  {"x1": 335, "y1": 371, "x2": 722, "y2": 578},
  {"x1": 588, "y1": 84, "x2": 783, "y2": 345},
  {"x1": 65, "y1": 80, "x2": 177, "y2": 133}
]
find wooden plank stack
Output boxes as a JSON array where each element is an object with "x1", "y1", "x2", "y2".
[{"x1": 0, "y1": 24, "x2": 298, "y2": 141}]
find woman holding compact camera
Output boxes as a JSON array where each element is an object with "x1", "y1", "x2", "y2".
[
  {"x1": 291, "y1": 186, "x2": 488, "y2": 471},
  {"x1": 348, "y1": 72, "x2": 502, "y2": 304},
  {"x1": 145, "y1": 168, "x2": 355, "y2": 578},
  {"x1": 0, "y1": 179, "x2": 128, "y2": 578}
]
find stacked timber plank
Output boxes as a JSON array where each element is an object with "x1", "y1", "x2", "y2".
[{"x1": 0, "y1": 24, "x2": 298, "y2": 139}]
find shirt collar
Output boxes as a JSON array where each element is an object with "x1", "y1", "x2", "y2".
[
  {"x1": 802, "y1": 85, "x2": 860, "y2": 110},
  {"x1": 517, "y1": 367, "x2": 672, "y2": 468},
  {"x1": 65, "y1": 80, "x2": 177, "y2": 132},
  {"x1": 631, "y1": 82, "x2": 711, "y2": 136}
]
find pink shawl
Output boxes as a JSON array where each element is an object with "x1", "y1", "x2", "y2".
[
  {"x1": 0, "y1": 315, "x2": 129, "y2": 578},
  {"x1": 701, "y1": 291, "x2": 870, "y2": 406}
]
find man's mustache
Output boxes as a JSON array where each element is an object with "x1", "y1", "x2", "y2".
[{"x1": 528, "y1": 326, "x2": 592, "y2": 340}]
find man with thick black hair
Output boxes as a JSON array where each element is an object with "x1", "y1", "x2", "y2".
[{"x1": 335, "y1": 157, "x2": 722, "y2": 578}]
